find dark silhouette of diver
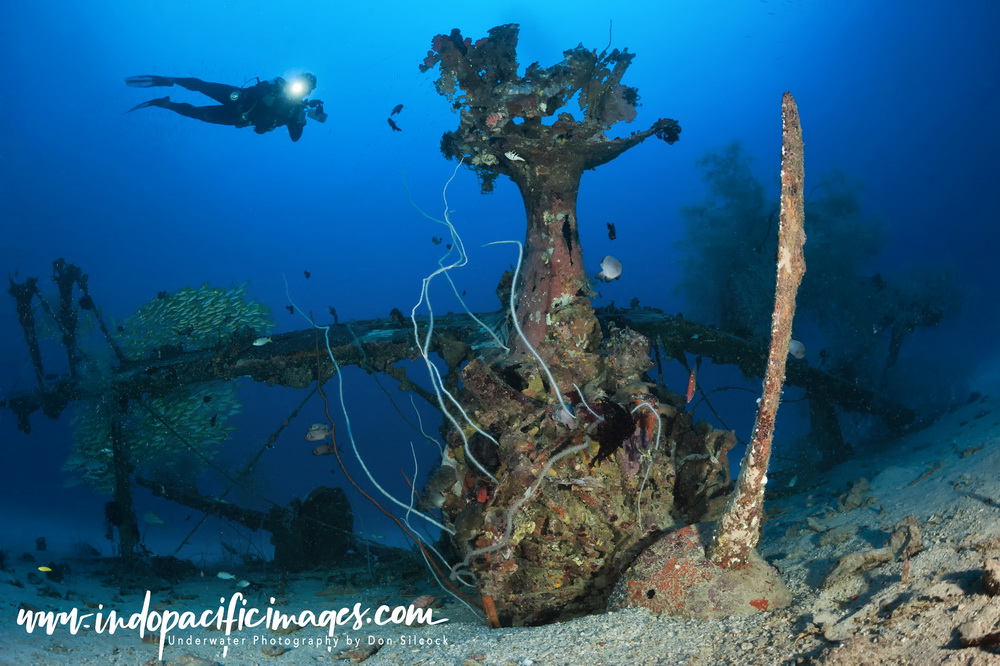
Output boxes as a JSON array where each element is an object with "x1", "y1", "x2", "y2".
[{"x1": 125, "y1": 73, "x2": 327, "y2": 142}]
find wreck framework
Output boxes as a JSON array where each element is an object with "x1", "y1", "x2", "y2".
[{"x1": 2, "y1": 25, "x2": 921, "y2": 627}]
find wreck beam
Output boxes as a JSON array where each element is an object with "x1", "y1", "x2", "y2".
[
  {"x1": 601, "y1": 310, "x2": 917, "y2": 431},
  {"x1": 0, "y1": 311, "x2": 915, "y2": 433}
]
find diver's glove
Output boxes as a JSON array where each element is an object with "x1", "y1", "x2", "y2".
[{"x1": 125, "y1": 75, "x2": 175, "y2": 88}]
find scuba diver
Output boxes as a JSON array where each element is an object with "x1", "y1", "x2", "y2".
[{"x1": 125, "y1": 73, "x2": 327, "y2": 142}]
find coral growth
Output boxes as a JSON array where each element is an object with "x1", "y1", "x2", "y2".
[
  {"x1": 607, "y1": 522, "x2": 790, "y2": 617},
  {"x1": 434, "y1": 334, "x2": 736, "y2": 625},
  {"x1": 421, "y1": 24, "x2": 680, "y2": 386}
]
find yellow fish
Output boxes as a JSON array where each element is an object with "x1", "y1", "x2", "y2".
[{"x1": 38, "y1": 566, "x2": 53, "y2": 572}]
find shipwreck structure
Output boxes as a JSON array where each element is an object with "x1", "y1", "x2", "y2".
[
  {"x1": 4, "y1": 269, "x2": 912, "y2": 622},
  {"x1": 420, "y1": 23, "x2": 679, "y2": 388},
  {"x1": 2, "y1": 27, "x2": 920, "y2": 627}
]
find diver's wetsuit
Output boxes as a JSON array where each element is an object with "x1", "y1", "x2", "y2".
[{"x1": 126, "y1": 75, "x2": 315, "y2": 142}]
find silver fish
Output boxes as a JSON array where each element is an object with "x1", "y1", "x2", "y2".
[{"x1": 595, "y1": 256, "x2": 622, "y2": 282}]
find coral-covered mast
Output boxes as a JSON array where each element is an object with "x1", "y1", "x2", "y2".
[
  {"x1": 710, "y1": 92, "x2": 806, "y2": 568},
  {"x1": 421, "y1": 24, "x2": 680, "y2": 386}
]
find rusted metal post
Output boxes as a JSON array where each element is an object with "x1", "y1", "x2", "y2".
[
  {"x1": 710, "y1": 92, "x2": 806, "y2": 567},
  {"x1": 110, "y1": 393, "x2": 140, "y2": 567}
]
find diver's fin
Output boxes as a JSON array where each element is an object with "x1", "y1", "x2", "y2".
[
  {"x1": 125, "y1": 96, "x2": 170, "y2": 113},
  {"x1": 124, "y1": 75, "x2": 174, "y2": 88}
]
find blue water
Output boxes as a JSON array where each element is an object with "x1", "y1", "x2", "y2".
[{"x1": 1, "y1": 0, "x2": 997, "y2": 563}]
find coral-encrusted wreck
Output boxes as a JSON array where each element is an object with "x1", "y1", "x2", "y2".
[
  {"x1": 420, "y1": 25, "x2": 738, "y2": 626},
  {"x1": 421, "y1": 24, "x2": 679, "y2": 385}
]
